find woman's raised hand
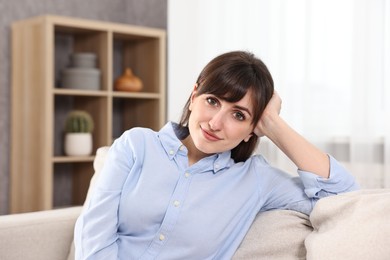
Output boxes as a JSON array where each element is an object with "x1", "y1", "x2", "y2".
[{"x1": 253, "y1": 91, "x2": 282, "y2": 137}]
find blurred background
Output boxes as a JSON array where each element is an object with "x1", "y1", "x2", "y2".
[{"x1": 168, "y1": 0, "x2": 390, "y2": 190}]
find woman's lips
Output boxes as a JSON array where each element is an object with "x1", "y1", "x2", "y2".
[{"x1": 201, "y1": 127, "x2": 222, "y2": 141}]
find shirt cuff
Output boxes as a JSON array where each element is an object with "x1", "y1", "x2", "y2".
[{"x1": 297, "y1": 155, "x2": 359, "y2": 199}]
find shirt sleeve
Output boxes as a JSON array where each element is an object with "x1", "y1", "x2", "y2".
[
  {"x1": 74, "y1": 131, "x2": 135, "y2": 259},
  {"x1": 259, "y1": 154, "x2": 359, "y2": 215},
  {"x1": 298, "y1": 154, "x2": 360, "y2": 199}
]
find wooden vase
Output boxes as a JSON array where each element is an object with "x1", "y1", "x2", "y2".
[{"x1": 114, "y1": 68, "x2": 143, "y2": 92}]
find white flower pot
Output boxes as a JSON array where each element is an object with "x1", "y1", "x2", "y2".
[{"x1": 64, "y1": 133, "x2": 93, "y2": 156}]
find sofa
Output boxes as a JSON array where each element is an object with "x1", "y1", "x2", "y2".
[{"x1": 1, "y1": 146, "x2": 390, "y2": 260}]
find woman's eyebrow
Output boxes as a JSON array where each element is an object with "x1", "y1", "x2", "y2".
[{"x1": 233, "y1": 105, "x2": 252, "y2": 117}]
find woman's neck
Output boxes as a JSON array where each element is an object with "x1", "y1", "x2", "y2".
[{"x1": 181, "y1": 135, "x2": 210, "y2": 166}]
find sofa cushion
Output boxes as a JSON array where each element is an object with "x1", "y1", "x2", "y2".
[
  {"x1": 0, "y1": 207, "x2": 81, "y2": 260},
  {"x1": 305, "y1": 189, "x2": 390, "y2": 260}
]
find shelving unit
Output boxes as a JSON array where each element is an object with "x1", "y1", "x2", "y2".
[{"x1": 10, "y1": 15, "x2": 166, "y2": 213}]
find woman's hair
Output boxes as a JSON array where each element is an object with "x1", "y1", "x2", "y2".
[{"x1": 179, "y1": 51, "x2": 274, "y2": 162}]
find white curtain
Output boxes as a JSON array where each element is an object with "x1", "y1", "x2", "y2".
[{"x1": 168, "y1": 0, "x2": 390, "y2": 188}]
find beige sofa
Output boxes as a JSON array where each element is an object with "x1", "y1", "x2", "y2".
[{"x1": 1, "y1": 147, "x2": 390, "y2": 260}]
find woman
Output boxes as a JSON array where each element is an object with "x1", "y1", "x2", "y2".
[{"x1": 75, "y1": 51, "x2": 359, "y2": 259}]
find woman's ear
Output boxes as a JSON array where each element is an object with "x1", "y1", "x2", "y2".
[
  {"x1": 244, "y1": 133, "x2": 253, "y2": 142},
  {"x1": 189, "y1": 84, "x2": 198, "y2": 111}
]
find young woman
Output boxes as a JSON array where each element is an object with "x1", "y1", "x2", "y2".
[{"x1": 75, "y1": 51, "x2": 359, "y2": 259}]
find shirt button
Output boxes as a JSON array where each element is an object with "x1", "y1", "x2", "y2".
[
  {"x1": 179, "y1": 145, "x2": 185, "y2": 151},
  {"x1": 173, "y1": 200, "x2": 180, "y2": 207},
  {"x1": 185, "y1": 172, "x2": 190, "y2": 178},
  {"x1": 159, "y1": 234, "x2": 165, "y2": 241},
  {"x1": 169, "y1": 150, "x2": 174, "y2": 155},
  {"x1": 215, "y1": 164, "x2": 219, "y2": 169}
]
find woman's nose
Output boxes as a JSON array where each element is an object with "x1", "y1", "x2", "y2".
[{"x1": 208, "y1": 111, "x2": 224, "y2": 131}]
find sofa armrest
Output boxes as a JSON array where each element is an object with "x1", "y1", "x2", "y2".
[{"x1": 0, "y1": 206, "x2": 82, "y2": 260}]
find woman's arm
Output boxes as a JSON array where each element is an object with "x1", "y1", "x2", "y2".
[
  {"x1": 254, "y1": 92, "x2": 330, "y2": 178},
  {"x1": 74, "y1": 132, "x2": 134, "y2": 259}
]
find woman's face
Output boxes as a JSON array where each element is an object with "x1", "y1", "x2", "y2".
[{"x1": 188, "y1": 87, "x2": 255, "y2": 155}]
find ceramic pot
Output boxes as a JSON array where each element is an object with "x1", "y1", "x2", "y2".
[
  {"x1": 64, "y1": 133, "x2": 93, "y2": 156},
  {"x1": 114, "y1": 68, "x2": 143, "y2": 92}
]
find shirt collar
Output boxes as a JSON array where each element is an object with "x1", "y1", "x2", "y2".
[
  {"x1": 157, "y1": 122, "x2": 233, "y2": 174},
  {"x1": 158, "y1": 122, "x2": 185, "y2": 160}
]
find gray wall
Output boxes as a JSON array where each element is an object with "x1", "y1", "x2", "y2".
[{"x1": 0, "y1": 0, "x2": 167, "y2": 215}]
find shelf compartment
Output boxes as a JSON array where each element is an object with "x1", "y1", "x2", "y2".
[
  {"x1": 54, "y1": 26, "x2": 109, "y2": 91},
  {"x1": 113, "y1": 33, "x2": 161, "y2": 94},
  {"x1": 112, "y1": 98, "x2": 162, "y2": 139},
  {"x1": 53, "y1": 162, "x2": 94, "y2": 208},
  {"x1": 54, "y1": 95, "x2": 109, "y2": 156}
]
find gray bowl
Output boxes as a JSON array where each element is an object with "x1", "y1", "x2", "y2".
[
  {"x1": 62, "y1": 68, "x2": 101, "y2": 90},
  {"x1": 70, "y1": 53, "x2": 97, "y2": 68}
]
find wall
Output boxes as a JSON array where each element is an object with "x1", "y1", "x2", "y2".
[{"x1": 0, "y1": 0, "x2": 167, "y2": 215}]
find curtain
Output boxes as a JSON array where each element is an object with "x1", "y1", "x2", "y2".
[{"x1": 168, "y1": 0, "x2": 390, "y2": 188}]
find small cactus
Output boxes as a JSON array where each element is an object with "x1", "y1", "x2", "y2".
[{"x1": 64, "y1": 110, "x2": 94, "y2": 133}]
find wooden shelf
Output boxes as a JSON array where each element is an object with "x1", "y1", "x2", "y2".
[
  {"x1": 54, "y1": 88, "x2": 161, "y2": 98},
  {"x1": 52, "y1": 156, "x2": 95, "y2": 163},
  {"x1": 112, "y1": 92, "x2": 161, "y2": 99},
  {"x1": 10, "y1": 15, "x2": 166, "y2": 213},
  {"x1": 53, "y1": 88, "x2": 108, "y2": 96}
]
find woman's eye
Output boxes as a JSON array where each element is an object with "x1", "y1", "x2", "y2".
[
  {"x1": 233, "y1": 111, "x2": 246, "y2": 121},
  {"x1": 206, "y1": 97, "x2": 218, "y2": 106}
]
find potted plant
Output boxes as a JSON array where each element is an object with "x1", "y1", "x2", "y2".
[{"x1": 64, "y1": 110, "x2": 94, "y2": 156}]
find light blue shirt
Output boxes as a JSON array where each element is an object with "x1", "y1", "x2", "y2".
[{"x1": 75, "y1": 122, "x2": 359, "y2": 260}]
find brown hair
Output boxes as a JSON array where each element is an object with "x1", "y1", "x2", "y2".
[{"x1": 179, "y1": 51, "x2": 274, "y2": 162}]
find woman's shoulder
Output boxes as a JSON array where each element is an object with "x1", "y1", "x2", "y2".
[
  {"x1": 116, "y1": 127, "x2": 158, "y2": 147},
  {"x1": 230, "y1": 154, "x2": 273, "y2": 174},
  {"x1": 123, "y1": 126, "x2": 157, "y2": 138},
  {"x1": 247, "y1": 154, "x2": 271, "y2": 167},
  {"x1": 244, "y1": 154, "x2": 293, "y2": 179}
]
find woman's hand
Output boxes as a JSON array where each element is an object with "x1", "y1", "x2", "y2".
[{"x1": 253, "y1": 91, "x2": 282, "y2": 137}]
